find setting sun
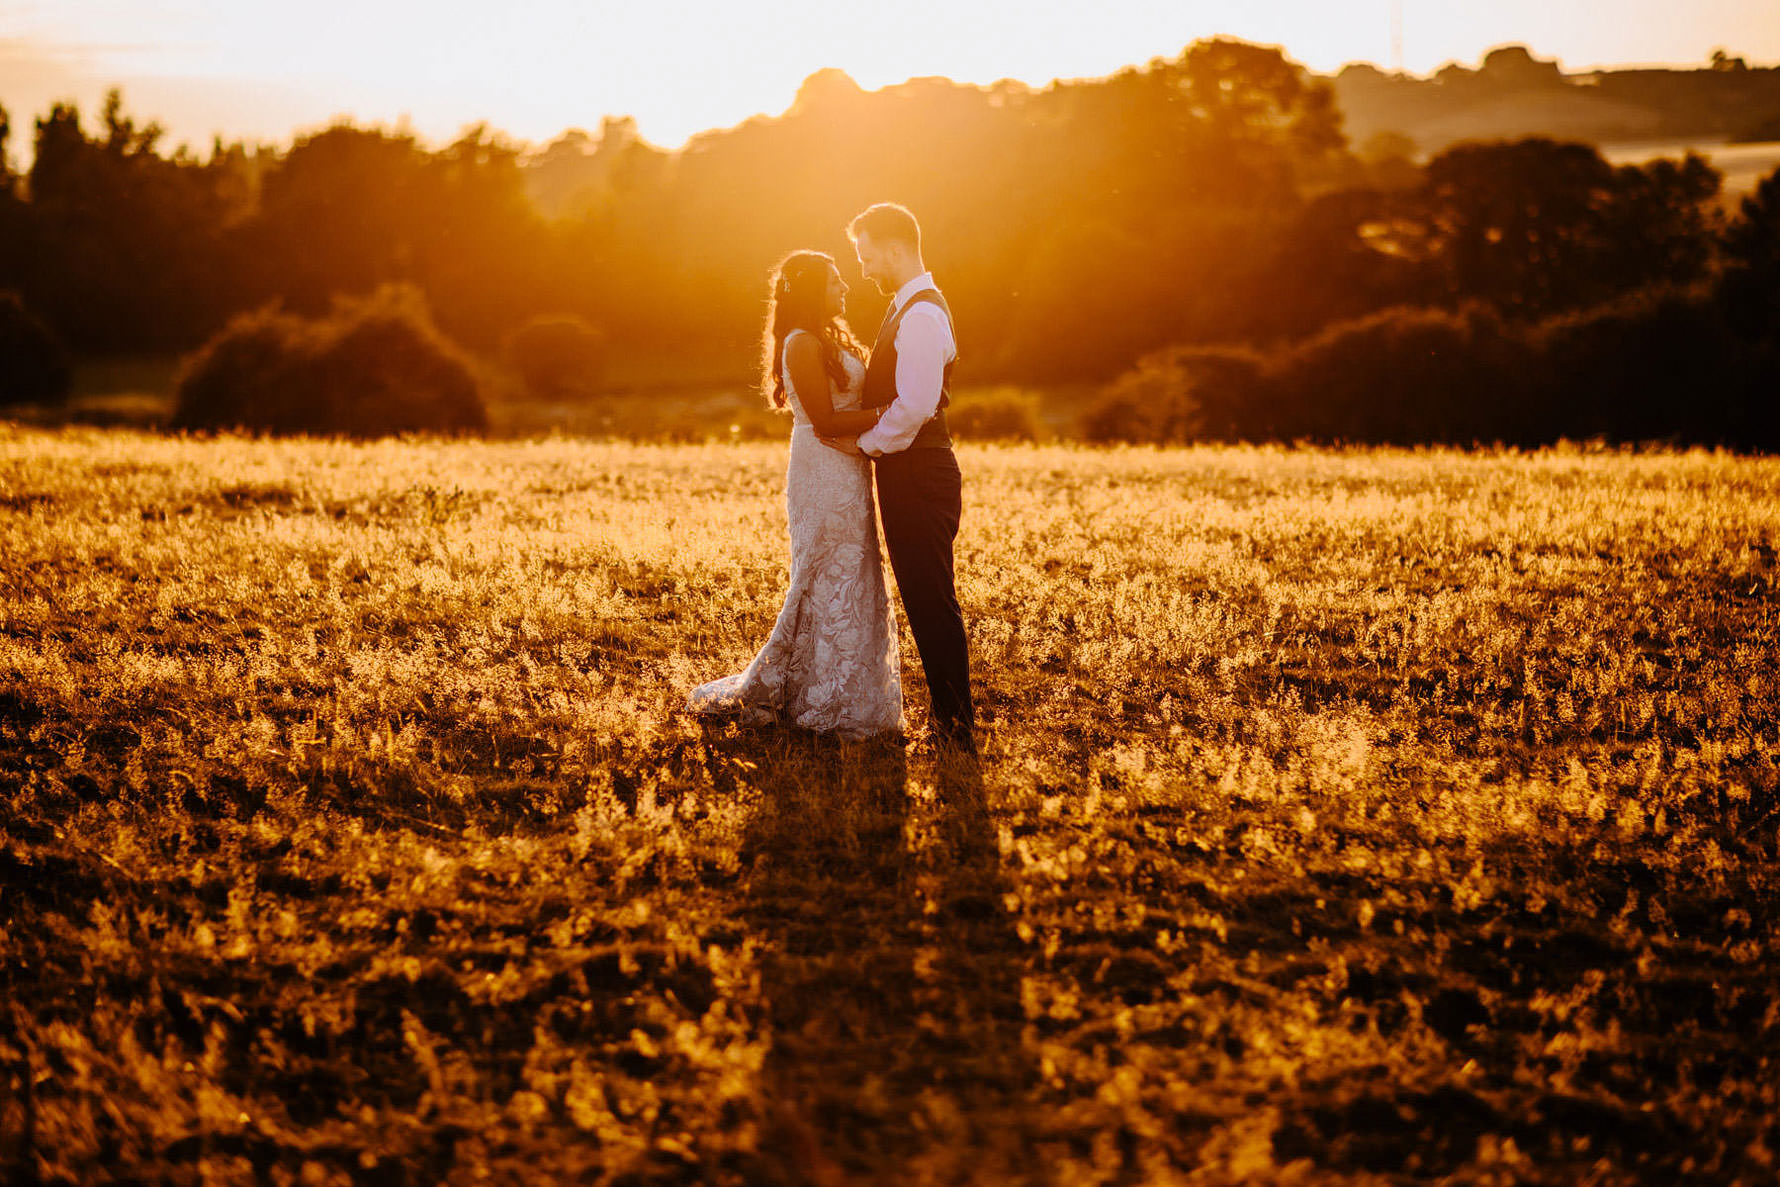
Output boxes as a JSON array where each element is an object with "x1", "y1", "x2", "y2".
[{"x1": 5, "y1": 0, "x2": 1780, "y2": 151}]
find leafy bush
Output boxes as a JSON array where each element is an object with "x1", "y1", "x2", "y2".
[
  {"x1": 0, "y1": 290, "x2": 72, "y2": 407},
  {"x1": 503, "y1": 314, "x2": 607, "y2": 400},
  {"x1": 1077, "y1": 347, "x2": 1263, "y2": 445},
  {"x1": 1537, "y1": 285, "x2": 1780, "y2": 448},
  {"x1": 1089, "y1": 290, "x2": 1780, "y2": 449},
  {"x1": 172, "y1": 285, "x2": 488, "y2": 436},
  {"x1": 1257, "y1": 303, "x2": 1527, "y2": 444},
  {"x1": 946, "y1": 387, "x2": 1045, "y2": 442}
]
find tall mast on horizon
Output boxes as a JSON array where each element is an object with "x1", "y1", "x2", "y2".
[{"x1": 1391, "y1": 0, "x2": 1405, "y2": 72}]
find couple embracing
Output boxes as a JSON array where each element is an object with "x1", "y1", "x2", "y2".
[{"x1": 687, "y1": 203, "x2": 975, "y2": 755}]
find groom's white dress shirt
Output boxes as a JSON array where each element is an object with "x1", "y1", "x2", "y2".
[{"x1": 856, "y1": 271, "x2": 956, "y2": 457}]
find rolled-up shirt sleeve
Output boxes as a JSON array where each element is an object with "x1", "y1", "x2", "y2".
[{"x1": 857, "y1": 306, "x2": 954, "y2": 456}]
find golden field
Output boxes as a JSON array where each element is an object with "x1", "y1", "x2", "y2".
[{"x1": 1, "y1": 426, "x2": 1777, "y2": 1185}]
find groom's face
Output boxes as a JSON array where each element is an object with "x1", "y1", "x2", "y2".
[{"x1": 853, "y1": 233, "x2": 895, "y2": 295}]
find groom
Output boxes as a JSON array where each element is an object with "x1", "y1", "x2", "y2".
[{"x1": 826, "y1": 203, "x2": 975, "y2": 754}]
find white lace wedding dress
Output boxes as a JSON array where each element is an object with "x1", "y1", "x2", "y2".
[{"x1": 686, "y1": 332, "x2": 902, "y2": 738}]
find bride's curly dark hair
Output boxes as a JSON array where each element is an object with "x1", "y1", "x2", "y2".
[{"x1": 761, "y1": 250, "x2": 867, "y2": 410}]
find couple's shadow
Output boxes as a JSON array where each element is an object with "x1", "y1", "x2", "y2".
[{"x1": 700, "y1": 725, "x2": 1032, "y2": 1182}]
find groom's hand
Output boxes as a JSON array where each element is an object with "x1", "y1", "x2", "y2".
[{"x1": 820, "y1": 435, "x2": 865, "y2": 456}]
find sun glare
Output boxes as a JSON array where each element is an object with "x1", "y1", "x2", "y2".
[{"x1": 7, "y1": 0, "x2": 1780, "y2": 150}]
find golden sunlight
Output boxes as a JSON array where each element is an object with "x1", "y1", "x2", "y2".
[
  {"x1": 6, "y1": 0, "x2": 1780, "y2": 1181},
  {"x1": 6, "y1": 0, "x2": 1779, "y2": 151}
]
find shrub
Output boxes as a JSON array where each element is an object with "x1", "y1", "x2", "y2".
[
  {"x1": 1259, "y1": 304, "x2": 1526, "y2": 444},
  {"x1": 503, "y1": 314, "x2": 607, "y2": 400},
  {"x1": 946, "y1": 387, "x2": 1045, "y2": 442},
  {"x1": 1536, "y1": 285, "x2": 1776, "y2": 447},
  {"x1": 0, "y1": 291, "x2": 72, "y2": 407},
  {"x1": 1077, "y1": 346, "x2": 1263, "y2": 445},
  {"x1": 1083, "y1": 305, "x2": 1532, "y2": 446},
  {"x1": 1090, "y1": 289, "x2": 1780, "y2": 450},
  {"x1": 172, "y1": 285, "x2": 488, "y2": 436}
]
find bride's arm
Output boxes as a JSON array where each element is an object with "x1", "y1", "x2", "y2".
[{"x1": 786, "y1": 335, "x2": 882, "y2": 437}]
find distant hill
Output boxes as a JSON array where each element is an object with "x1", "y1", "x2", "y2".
[{"x1": 1331, "y1": 45, "x2": 1780, "y2": 156}]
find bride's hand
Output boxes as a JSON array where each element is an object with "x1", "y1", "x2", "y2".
[{"x1": 820, "y1": 435, "x2": 865, "y2": 456}]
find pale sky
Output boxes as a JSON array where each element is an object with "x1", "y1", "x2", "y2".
[{"x1": 3, "y1": 0, "x2": 1778, "y2": 158}]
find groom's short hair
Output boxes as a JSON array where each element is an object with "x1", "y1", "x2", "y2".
[{"x1": 848, "y1": 203, "x2": 921, "y2": 252}]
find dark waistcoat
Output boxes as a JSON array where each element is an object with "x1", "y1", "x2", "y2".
[{"x1": 863, "y1": 289, "x2": 954, "y2": 450}]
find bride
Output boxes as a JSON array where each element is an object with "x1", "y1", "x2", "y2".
[{"x1": 686, "y1": 250, "x2": 902, "y2": 738}]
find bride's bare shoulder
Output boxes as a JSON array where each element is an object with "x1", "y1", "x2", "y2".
[{"x1": 783, "y1": 330, "x2": 821, "y2": 361}]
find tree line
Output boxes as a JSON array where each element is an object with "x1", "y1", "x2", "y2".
[
  {"x1": 0, "y1": 39, "x2": 1775, "y2": 444},
  {"x1": 1335, "y1": 44, "x2": 1780, "y2": 153}
]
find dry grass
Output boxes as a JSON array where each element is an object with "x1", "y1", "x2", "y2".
[{"x1": 1, "y1": 426, "x2": 1777, "y2": 1185}]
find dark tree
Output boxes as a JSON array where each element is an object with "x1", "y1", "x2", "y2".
[
  {"x1": 1389, "y1": 139, "x2": 1721, "y2": 318},
  {"x1": 242, "y1": 122, "x2": 550, "y2": 348},
  {"x1": 0, "y1": 103, "x2": 30, "y2": 293},
  {"x1": 1240, "y1": 186, "x2": 1431, "y2": 340},
  {"x1": 245, "y1": 124, "x2": 431, "y2": 315},
  {"x1": 25, "y1": 91, "x2": 247, "y2": 353},
  {"x1": 1720, "y1": 166, "x2": 1780, "y2": 342}
]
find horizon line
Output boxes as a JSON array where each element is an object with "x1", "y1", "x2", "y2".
[{"x1": 4, "y1": 38, "x2": 1775, "y2": 164}]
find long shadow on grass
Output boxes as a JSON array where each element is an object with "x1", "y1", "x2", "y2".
[{"x1": 715, "y1": 727, "x2": 1035, "y2": 1183}]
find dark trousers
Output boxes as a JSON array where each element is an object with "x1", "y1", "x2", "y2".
[{"x1": 874, "y1": 446, "x2": 974, "y2": 743}]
